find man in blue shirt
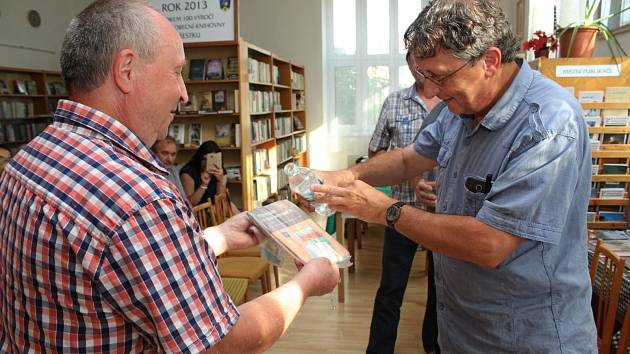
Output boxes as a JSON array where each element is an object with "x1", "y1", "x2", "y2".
[{"x1": 311, "y1": 0, "x2": 596, "y2": 352}]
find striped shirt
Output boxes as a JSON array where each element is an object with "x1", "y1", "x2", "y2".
[
  {"x1": 368, "y1": 85, "x2": 428, "y2": 206},
  {"x1": 0, "y1": 100, "x2": 238, "y2": 353}
]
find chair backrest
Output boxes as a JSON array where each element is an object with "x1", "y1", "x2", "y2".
[
  {"x1": 590, "y1": 239, "x2": 626, "y2": 354},
  {"x1": 214, "y1": 191, "x2": 235, "y2": 224},
  {"x1": 192, "y1": 200, "x2": 217, "y2": 228}
]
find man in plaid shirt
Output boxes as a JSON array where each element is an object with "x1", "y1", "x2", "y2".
[
  {"x1": 366, "y1": 52, "x2": 441, "y2": 354},
  {"x1": 0, "y1": 0, "x2": 339, "y2": 352}
]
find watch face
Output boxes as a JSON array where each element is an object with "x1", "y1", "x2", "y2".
[{"x1": 386, "y1": 204, "x2": 401, "y2": 222}]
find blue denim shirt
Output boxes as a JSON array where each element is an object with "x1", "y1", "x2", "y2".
[{"x1": 414, "y1": 60, "x2": 596, "y2": 353}]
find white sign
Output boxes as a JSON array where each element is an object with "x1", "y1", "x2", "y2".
[
  {"x1": 556, "y1": 64, "x2": 621, "y2": 77},
  {"x1": 149, "y1": 0, "x2": 236, "y2": 43}
]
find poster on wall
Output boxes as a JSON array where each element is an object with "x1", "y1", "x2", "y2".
[{"x1": 148, "y1": 0, "x2": 238, "y2": 43}]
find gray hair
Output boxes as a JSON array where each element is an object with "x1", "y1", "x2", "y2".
[
  {"x1": 60, "y1": 0, "x2": 160, "y2": 94},
  {"x1": 403, "y1": 0, "x2": 519, "y2": 63}
]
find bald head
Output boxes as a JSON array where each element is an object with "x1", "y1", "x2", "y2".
[{"x1": 60, "y1": 0, "x2": 160, "y2": 95}]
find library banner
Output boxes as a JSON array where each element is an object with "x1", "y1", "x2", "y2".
[{"x1": 149, "y1": 0, "x2": 237, "y2": 42}]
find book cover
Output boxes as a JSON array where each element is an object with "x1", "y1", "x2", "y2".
[
  {"x1": 196, "y1": 91, "x2": 213, "y2": 113},
  {"x1": 248, "y1": 200, "x2": 351, "y2": 267},
  {"x1": 205, "y1": 58, "x2": 224, "y2": 80},
  {"x1": 579, "y1": 90, "x2": 604, "y2": 103},
  {"x1": 25, "y1": 80, "x2": 38, "y2": 95},
  {"x1": 215, "y1": 123, "x2": 231, "y2": 146},
  {"x1": 213, "y1": 90, "x2": 226, "y2": 111},
  {"x1": 14, "y1": 80, "x2": 27, "y2": 95},
  {"x1": 603, "y1": 116, "x2": 629, "y2": 126},
  {"x1": 0, "y1": 80, "x2": 9, "y2": 94},
  {"x1": 599, "y1": 211, "x2": 625, "y2": 222},
  {"x1": 168, "y1": 123, "x2": 185, "y2": 145},
  {"x1": 189, "y1": 123, "x2": 202, "y2": 147},
  {"x1": 189, "y1": 59, "x2": 206, "y2": 81},
  {"x1": 585, "y1": 116, "x2": 601, "y2": 127},
  {"x1": 605, "y1": 86, "x2": 630, "y2": 103},
  {"x1": 601, "y1": 163, "x2": 628, "y2": 175}
]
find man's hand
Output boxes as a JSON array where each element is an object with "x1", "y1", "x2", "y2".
[
  {"x1": 204, "y1": 212, "x2": 264, "y2": 256},
  {"x1": 414, "y1": 178, "x2": 437, "y2": 208},
  {"x1": 294, "y1": 169, "x2": 356, "y2": 212},
  {"x1": 312, "y1": 180, "x2": 396, "y2": 224},
  {"x1": 293, "y1": 258, "x2": 340, "y2": 297}
]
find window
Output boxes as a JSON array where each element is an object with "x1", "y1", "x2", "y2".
[
  {"x1": 599, "y1": 0, "x2": 630, "y2": 30},
  {"x1": 325, "y1": 0, "x2": 426, "y2": 135}
]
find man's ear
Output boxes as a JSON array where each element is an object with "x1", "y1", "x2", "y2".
[
  {"x1": 112, "y1": 49, "x2": 137, "y2": 94},
  {"x1": 482, "y1": 47, "x2": 502, "y2": 78}
]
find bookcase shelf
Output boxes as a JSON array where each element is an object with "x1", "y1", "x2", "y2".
[
  {"x1": 0, "y1": 66, "x2": 66, "y2": 151},
  {"x1": 537, "y1": 57, "x2": 630, "y2": 229},
  {"x1": 173, "y1": 38, "x2": 308, "y2": 211}
]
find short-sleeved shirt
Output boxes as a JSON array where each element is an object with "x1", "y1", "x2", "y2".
[
  {"x1": 0, "y1": 100, "x2": 238, "y2": 353},
  {"x1": 369, "y1": 85, "x2": 428, "y2": 206},
  {"x1": 414, "y1": 60, "x2": 596, "y2": 353}
]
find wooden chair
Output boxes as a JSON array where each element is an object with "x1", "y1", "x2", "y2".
[
  {"x1": 590, "y1": 239, "x2": 626, "y2": 354},
  {"x1": 192, "y1": 200, "x2": 218, "y2": 228},
  {"x1": 222, "y1": 277, "x2": 249, "y2": 305}
]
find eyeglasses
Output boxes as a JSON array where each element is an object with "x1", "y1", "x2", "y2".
[{"x1": 414, "y1": 59, "x2": 473, "y2": 87}]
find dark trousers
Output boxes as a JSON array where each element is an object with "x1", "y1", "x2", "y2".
[{"x1": 366, "y1": 227, "x2": 439, "y2": 354}]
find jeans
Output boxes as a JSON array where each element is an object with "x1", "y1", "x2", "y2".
[{"x1": 366, "y1": 227, "x2": 440, "y2": 354}]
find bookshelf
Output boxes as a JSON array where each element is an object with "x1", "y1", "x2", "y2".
[
  {"x1": 175, "y1": 38, "x2": 308, "y2": 211},
  {"x1": 532, "y1": 57, "x2": 630, "y2": 229},
  {"x1": 0, "y1": 67, "x2": 66, "y2": 153}
]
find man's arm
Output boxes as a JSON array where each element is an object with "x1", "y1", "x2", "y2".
[
  {"x1": 206, "y1": 258, "x2": 339, "y2": 354},
  {"x1": 350, "y1": 145, "x2": 435, "y2": 187}
]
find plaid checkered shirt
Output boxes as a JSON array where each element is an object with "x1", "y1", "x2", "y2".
[
  {"x1": 368, "y1": 85, "x2": 429, "y2": 206},
  {"x1": 0, "y1": 100, "x2": 238, "y2": 353}
]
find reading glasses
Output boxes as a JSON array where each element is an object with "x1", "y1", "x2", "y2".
[{"x1": 414, "y1": 59, "x2": 473, "y2": 87}]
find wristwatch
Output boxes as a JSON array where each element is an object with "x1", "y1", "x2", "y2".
[{"x1": 385, "y1": 201, "x2": 406, "y2": 230}]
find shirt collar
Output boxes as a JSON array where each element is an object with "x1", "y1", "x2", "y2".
[
  {"x1": 54, "y1": 99, "x2": 168, "y2": 174},
  {"x1": 478, "y1": 58, "x2": 533, "y2": 131},
  {"x1": 403, "y1": 84, "x2": 428, "y2": 111}
]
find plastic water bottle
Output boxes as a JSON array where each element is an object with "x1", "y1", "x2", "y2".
[{"x1": 283, "y1": 163, "x2": 334, "y2": 217}]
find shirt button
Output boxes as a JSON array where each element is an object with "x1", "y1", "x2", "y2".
[
  {"x1": 452, "y1": 172, "x2": 457, "y2": 177},
  {"x1": 438, "y1": 303, "x2": 445, "y2": 311},
  {"x1": 530, "y1": 104, "x2": 539, "y2": 113},
  {"x1": 442, "y1": 205, "x2": 447, "y2": 211}
]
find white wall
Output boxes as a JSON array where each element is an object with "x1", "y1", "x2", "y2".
[{"x1": 0, "y1": 0, "x2": 91, "y2": 71}]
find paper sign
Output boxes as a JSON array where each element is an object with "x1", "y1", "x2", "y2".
[{"x1": 556, "y1": 64, "x2": 621, "y2": 77}]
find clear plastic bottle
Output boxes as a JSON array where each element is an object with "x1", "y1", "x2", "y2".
[{"x1": 283, "y1": 163, "x2": 334, "y2": 217}]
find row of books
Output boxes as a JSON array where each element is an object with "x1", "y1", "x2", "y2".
[
  {"x1": 225, "y1": 166, "x2": 241, "y2": 181},
  {"x1": 248, "y1": 58, "x2": 271, "y2": 83},
  {"x1": 275, "y1": 116, "x2": 293, "y2": 137},
  {"x1": 587, "y1": 204, "x2": 626, "y2": 222},
  {"x1": 590, "y1": 183, "x2": 627, "y2": 199},
  {"x1": 188, "y1": 57, "x2": 238, "y2": 81},
  {"x1": 277, "y1": 139, "x2": 293, "y2": 163},
  {"x1": 570, "y1": 86, "x2": 630, "y2": 103},
  {"x1": 272, "y1": 65, "x2": 280, "y2": 85},
  {"x1": 252, "y1": 118, "x2": 272, "y2": 143},
  {"x1": 291, "y1": 72, "x2": 304, "y2": 90},
  {"x1": 0, "y1": 122, "x2": 47, "y2": 143},
  {"x1": 273, "y1": 91, "x2": 283, "y2": 111},
  {"x1": 179, "y1": 90, "x2": 239, "y2": 114},
  {"x1": 253, "y1": 148, "x2": 269, "y2": 175},
  {"x1": 250, "y1": 90, "x2": 273, "y2": 113},
  {"x1": 0, "y1": 100, "x2": 35, "y2": 118},
  {"x1": 294, "y1": 134, "x2": 306, "y2": 153},
  {"x1": 168, "y1": 123, "x2": 203, "y2": 147}
]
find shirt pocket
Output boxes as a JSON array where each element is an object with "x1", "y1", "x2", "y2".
[
  {"x1": 463, "y1": 174, "x2": 488, "y2": 216},
  {"x1": 393, "y1": 112, "x2": 424, "y2": 147},
  {"x1": 435, "y1": 146, "x2": 452, "y2": 201}
]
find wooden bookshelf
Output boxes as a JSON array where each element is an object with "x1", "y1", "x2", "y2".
[
  {"x1": 0, "y1": 66, "x2": 66, "y2": 152},
  {"x1": 534, "y1": 57, "x2": 630, "y2": 229},
  {"x1": 174, "y1": 39, "x2": 308, "y2": 211}
]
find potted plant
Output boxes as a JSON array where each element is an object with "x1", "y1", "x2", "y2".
[
  {"x1": 522, "y1": 30, "x2": 558, "y2": 58},
  {"x1": 556, "y1": 0, "x2": 630, "y2": 58}
]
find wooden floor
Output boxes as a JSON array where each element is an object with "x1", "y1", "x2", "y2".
[{"x1": 248, "y1": 223, "x2": 430, "y2": 354}]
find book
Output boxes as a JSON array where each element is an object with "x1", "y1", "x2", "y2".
[
  {"x1": 14, "y1": 80, "x2": 27, "y2": 95},
  {"x1": 605, "y1": 86, "x2": 630, "y2": 103},
  {"x1": 602, "y1": 163, "x2": 628, "y2": 175},
  {"x1": 0, "y1": 80, "x2": 9, "y2": 94},
  {"x1": 25, "y1": 80, "x2": 38, "y2": 95},
  {"x1": 584, "y1": 116, "x2": 601, "y2": 127},
  {"x1": 188, "y1": 123, "x2": 202, "y2": 147},
  {"x1": 215, "y1": 123, "x2": 231, "y2": 146},
  {"x1": 248, "y1": 199, "x2": 352, "y2": 267},
  {"x1": 293, "y1": 116, "x2": 304, "y2": 130},
  {"x1": 196, "y1": 91, "x2": 213, "y2": 113},
  {"x1": 213, "y1": 90, "x2": 226, "y2": 111},
  {"x1": 592, "y1": 230, "x2": 630, "y2": 241},
  {"x1": 168, "y1": 123, "x2": 185, "y2": 145},
  {"x1": 579, "y1": 90, "x2": 604, "y2": 103},
  {"x1": 603, "y1": 115, "x2": 628, "y2": 126},
  {"x1": 188, "y1": 59, "x2": 206, "y2": 81},
  {"x1": 205, "y1": 58, "x2": 224, "y2": 80},
  {"x1": 226, "y1": 56, "x2": 239, "y2": 79},
  {"x1": 599, "y1": 211, "x2": 626, "y2": 222}
]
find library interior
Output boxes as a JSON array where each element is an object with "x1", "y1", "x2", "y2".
[{"x1": 1, "y1": 0, "x2": 630, "y2": 353}]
